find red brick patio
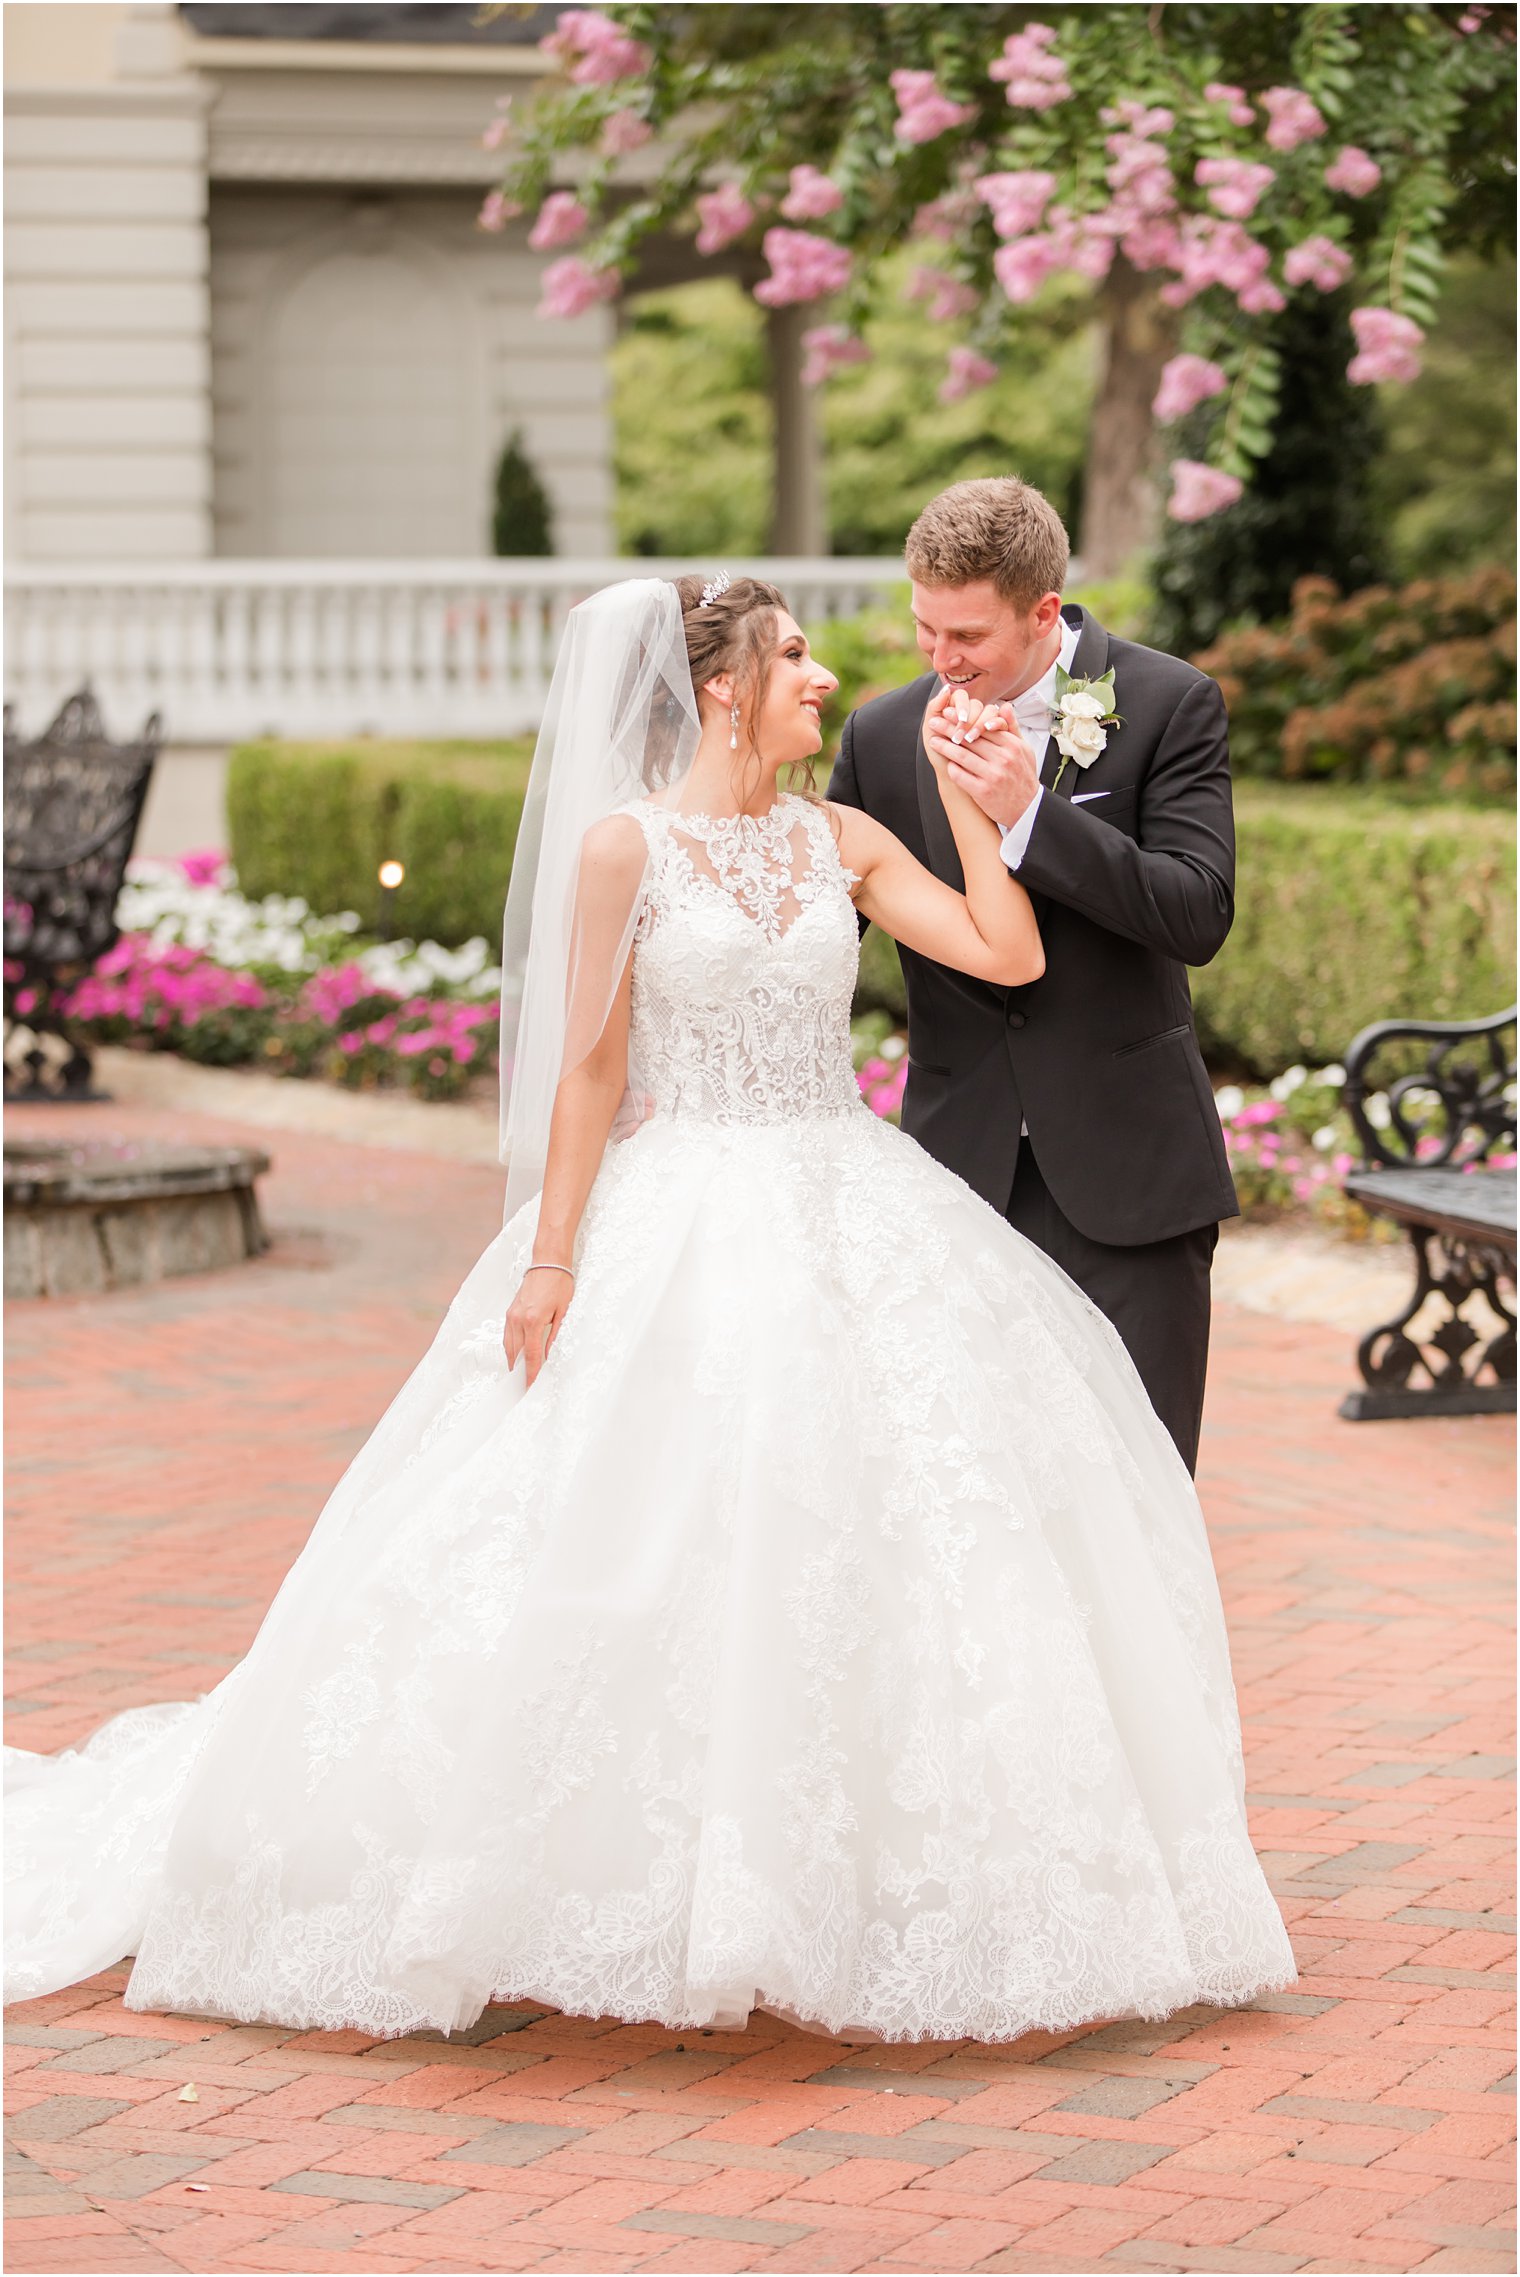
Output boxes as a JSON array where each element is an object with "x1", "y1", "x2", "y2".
[{"x1": 6, "y1": 1099, "x2": 1514, "y2": 2277}]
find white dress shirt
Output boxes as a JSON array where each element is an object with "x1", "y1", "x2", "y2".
[{"x1": 997, "y1": 616, "x2": 1082, "y2": 873}]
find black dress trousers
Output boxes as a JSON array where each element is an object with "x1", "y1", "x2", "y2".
[{"x1": 1006, "y1": 1142, "x2": 1218, "y2": 1476}]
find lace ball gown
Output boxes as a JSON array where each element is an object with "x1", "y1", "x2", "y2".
[{"x1": 6, "y1": 795, "x2": 1296, "y2": 2041}]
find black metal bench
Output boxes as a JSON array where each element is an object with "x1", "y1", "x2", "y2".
[
  {"x1": 3, "y1": 686, "x2": 160, "y2": 1102},
  {"x1": 1339, "y1": 1007, "x2": 1517, "y2": 1420}
]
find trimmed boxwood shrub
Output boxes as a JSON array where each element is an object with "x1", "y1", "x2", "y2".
[
  {"x1": 228, "y1": 739, "x2": 535, "y2": 949},
  {"x1": 231, "y1": 744, "x2": 1515, "y2": 1080},
  {"x1": 844, "y1": 781, "x2": 1516, "y2": 1078}
]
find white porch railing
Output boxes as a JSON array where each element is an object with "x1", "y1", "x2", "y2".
[{"x1": 3, "y1": 559, "x2": 908, "y2": 744}]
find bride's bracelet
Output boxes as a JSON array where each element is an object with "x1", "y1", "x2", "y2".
[{"x1": 527, "y1": 1260, "x2": 576, "y2": 1284}]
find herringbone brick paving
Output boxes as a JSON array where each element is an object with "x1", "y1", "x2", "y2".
[{"x1": 6, "y1": 1102, "x2": 1514, "y2": 2277}]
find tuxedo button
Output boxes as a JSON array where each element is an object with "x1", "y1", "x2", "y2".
[{"x1": 1005, "y1": 1008, "x2": 1027, "y2": 1029}]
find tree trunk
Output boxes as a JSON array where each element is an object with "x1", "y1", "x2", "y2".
[
  {"x1": 1078, "y1": 259, "x2": 1176, "y2": 581},
  {"x1": 766, "y1": 303, "x2": 827, "y2": 556}
]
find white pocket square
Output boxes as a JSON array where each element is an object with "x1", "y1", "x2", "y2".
[{"x1": 1071, "y1": 790, "x2": 1110, "y2": 804}]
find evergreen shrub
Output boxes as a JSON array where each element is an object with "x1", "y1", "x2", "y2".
[
  {"x1": 843, "y1": 782, "x2": 1516, "y2": 1078},
  {"x1": 228, "y1": 740, "x2": 535, "y2": 949}
]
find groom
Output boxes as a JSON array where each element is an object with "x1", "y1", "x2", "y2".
[{"x1": 829, "y1": 476, "x2": 1237, "y2": 1473}]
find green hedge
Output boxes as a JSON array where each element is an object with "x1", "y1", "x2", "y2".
[
  {"x1": 227, "y1": 739, "x2": 535, "y2": 948},
  {"x1": 229, "y1": 745, "x2": 1515, "y2": 1078},
  {"x1": 847, "y1": 782, "x2": 1516, "y2": 1077}
]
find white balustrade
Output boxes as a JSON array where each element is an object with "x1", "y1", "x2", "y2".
[{"x1": 3, "y1": 559, "x2": 908, "y2": 745}]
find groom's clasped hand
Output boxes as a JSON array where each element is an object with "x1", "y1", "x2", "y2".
[{"x1": 922, "y1": 681, "x2": 1041, "y2": 833}]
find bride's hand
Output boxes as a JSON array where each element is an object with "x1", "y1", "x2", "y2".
[{"x1": 504, "y1": 1265, "x2": 574, "y2": 1387}]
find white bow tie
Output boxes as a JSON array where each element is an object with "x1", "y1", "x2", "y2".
[{"x1": 1012, "y1": 692, "x2": 1055, "y2": 734}]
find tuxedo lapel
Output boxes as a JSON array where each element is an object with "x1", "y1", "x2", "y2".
[
  {"x1": 914, "y1": 682, "x2": 964, "y2": 888},
  {"x1": 1040, "y1": 607, "x2": 1111, "y2": 795}
]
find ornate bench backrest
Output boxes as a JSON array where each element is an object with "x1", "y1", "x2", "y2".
[
  {"x1": 1342, "y1": 1008, "x2": 1518, "y2": 1171},
  {"x1": 3, "y1": 689, "x2": 161, "y2": 975}
]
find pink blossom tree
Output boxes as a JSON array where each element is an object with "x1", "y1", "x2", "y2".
[{"x1": 494, "y1": 4, "x2": 1515, "y2": 565}]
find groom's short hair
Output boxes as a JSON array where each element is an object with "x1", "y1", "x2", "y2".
[{"x1": 905, "y1": 478, "x2": 1070, "y2": 611}]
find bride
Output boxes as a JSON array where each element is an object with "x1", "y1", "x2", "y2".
[{"x1": 6, "y1": 575, "x2": 1295, "y2": 2042}]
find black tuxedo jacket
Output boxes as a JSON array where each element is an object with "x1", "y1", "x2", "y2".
[{"x1": 829, "y1": 606, "x2": 1239, "y2": 1247}]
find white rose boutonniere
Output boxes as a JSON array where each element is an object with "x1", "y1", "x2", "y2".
[{"x1": 1050, "y1": 666, "x2": 1121, "y2": 792}]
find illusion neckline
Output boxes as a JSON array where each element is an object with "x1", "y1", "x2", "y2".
[{"x1": 644, "y1": 794, "x2": 803, "y2": 835}]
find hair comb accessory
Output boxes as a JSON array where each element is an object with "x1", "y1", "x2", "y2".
[{"x1": 698, "y1": 572, "x2": 732, "y2": 608}]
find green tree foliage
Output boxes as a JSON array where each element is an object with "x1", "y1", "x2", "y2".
[
  {"x1": 491, "y1": 429, "x2": 555, "y2": 555},
  {"x1": 611, "y1": 258, "x2": 1096, "y2": 557},
  {"x1": 501, "y1": 1, "x2": 1516, "y2": 557},
  {"x1": 1373, "y1": 255, "x2": 1518, "y2": 576},
  {"x1": 1148, "y1": 287, "x2": 1388, "y2": 655}
]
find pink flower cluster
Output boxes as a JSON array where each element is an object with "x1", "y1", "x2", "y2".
[
  {"x1": 178, "y1": 848, "x2": 227, "y2": 888},
  {"x1": 800, "y1": 325, "x2": 870, "y2": 387},
  {"x1": 1260, "y1": 85, "x2": 1326, "y2": 152},
  {"x1": 293, "y1": 963, "x2": 498, "y2": 1075},
  {"x1": 1168, "y1": 459, "x2": 1244, "y2": 522},
  {"x1": 539, "y1": 9, "x2": 650, "y2": 87},
  {"x1": 1196, "y1": 156, "x2": 1275, "y2": 220},
  {"x1": 975, "y1": 169, "x2": 1057, "y2": 241},
  {"x1": 63, "y1": 937, "x2": 268, "y2": 1031},
  {"x1": 1203, "y1": 81, "x2": 1254, "y2": 127},
  {"x1": 528, "y1": 192, "x2": 589, "y2": 251},
  {"x1": 938, "y1": 346, "x2": 998, "y2": 404},
  {"x1": 1153, "y1": 352, "x2": 1229, "y2": 424},
  {"x1": 481, "y1": 95, "x2": 512, "y2": 153},
  {"x1": 1162, "y1": 215, "x2": 1283, "y2": 313},
  {"x1": 754, "y1": 227, "x2": 850, "y2": 307},
  {"x1": 911, "y1": 186, "x2": 982, "y2": 244},
  {"x1": 904, "y1": 264, "x2": 978, "y2": 322},
  {"x1": 890, "y1": 68, "x2": 976, "y2": 145},
  {"x1": 537, "y1": 255, "x2": 619, "y2": 319},
  {"x1": 1283, "y1": 233, "x2": 1353, "y2": 293},
  {"x1": 601, "y1": 107, "x2": 651, "y2": 156},
  {"x1": 1325, "y1": 145, "x2": 1381, "y2": 198},
  {"x1": 989, "y1": 22, "x2": 1071, "y2": 110},
  {"x1": 856, "y1": 1055, "x2": 907, "y2": 1119},
  {"x1": 478, "y1": 191, "x2": 521, "y2": 234},
  {"x1": 780, "y1": 165, "x2": 843, "y2": 222},
  {"x1": 695, "y1": 182, "x2": 755, "y2": 254},
  {"x1": 1348, "y1": 305, "x2": 1424, "y2": 385},
  {"x1": 1219, "y1": 1097, "x2": 1356, "y2": 1203}
]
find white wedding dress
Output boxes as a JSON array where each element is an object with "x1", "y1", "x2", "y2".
[{"x1": 6, "y1": 794, "x2": 1295, "y2": 2042}]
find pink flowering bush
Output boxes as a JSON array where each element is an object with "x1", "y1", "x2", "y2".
[
  {"x1": 1259, "y1": 86, "x2": 1327, "y2": 152},
  {"x1": 889, "y1": 69, "x2": 976, "y2": 146},
  {"x1": 1169, "y1": 459, "x2": 1245, "y2": 521},
  {"x1": 938, "y1": 347, "x2": 999, "y2": 405},
  {"x1": 989, "y1": 23, "x2": 1072, "y2": 111},
  {"x1": 904, "y1": 266, "x2": 979, "y2": 323},
  {"x1": 528, "y1": 192, "x2": 589, "y2": 251},
  {"x1": 1195, "y1": 157, "x2": 1276, "y2": 221},
  {"x1": 800, "y1": 325, "x2": 871, "y2": 388},
  {"x1": 600, "y1": 107, "x2": 651, "y2": 156},
  {"x1": 541, "y1": 8, "x2": 650, "y2": 86},
  {"x1": 780, "y1": 166, "x2": 843, "y2": 222},
  {"x1": 1348, "y1": 305, "x2": 1424, "y2": 385},
  {"x1": 1283, "y1": 234, "x2": 1354, "y2": 293},
  {"x1": 1324, "y1": 145, "x2": 1382, "y2": 198},
  {"x1": 694, "y1": 183, "x2": 755, "y2": 255},
  {"x1": 536, "y1": 255, "x2": 619, "y2": 319},
  {"x1": 1153, "y1": 354, "x2": 1230, "y2": 424},
  {"x1": 754, "y1": 228, "x2": 851, "y2": 307}
]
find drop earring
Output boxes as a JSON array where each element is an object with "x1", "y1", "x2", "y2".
[{"x1": 729, "y1": 703, "x2": 740, "y2": 752}]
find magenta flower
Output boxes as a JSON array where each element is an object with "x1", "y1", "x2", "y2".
[
  {"x1": 1283, "y1": 234, "x2": 1353, "y2": 293},
  {"x1": 177, "y1": 849, "x2": 227, "y2": 887},
  {"x1": 1153, "y1": 353, "x2": 1229, "y2": 424},
  {"x1": 528, "y1": 192, "x2": 589, "y2": 251},
  {"x1": 1325, "y1": 145, "x2": 1382, "y2": 198},
  {"x1": 537, "y1": 255, "x2": 619, "y2": 319},
  {"x1": 780, "y1": 165, "x2": 844, "y2": 222},
  {"x1": 939, "y1": 347, "x2": 998, "y2": 404},
  {"x1": 694, "y1": 183, "x2": 756, "y2": 254},
  {"x1": 989, "y1": 23, "x2": 1072, "y2": 110},
  {"x1": 754, "y1": 228, "x2": 851, "y2": 307},
  {"x1": 799, "y1": 325, "x2": 870, "y2": 387},
  {"x1": 1347, "y1": 306, "x2": 1424, "y2": 385},
  {"x1": 1260, "y1": 86, "x2": 1327, "y2": 152},
  {"x1": 889, "y1": 68, "x2": 977, "y2": 145},
  {"x1": 1168, "y1": 460, "x2": 1245, "y2": 522}
]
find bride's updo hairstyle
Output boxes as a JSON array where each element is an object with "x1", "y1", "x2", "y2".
[{"x1": 667, "y1": 572, "x2": 818, "y2": 798}]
